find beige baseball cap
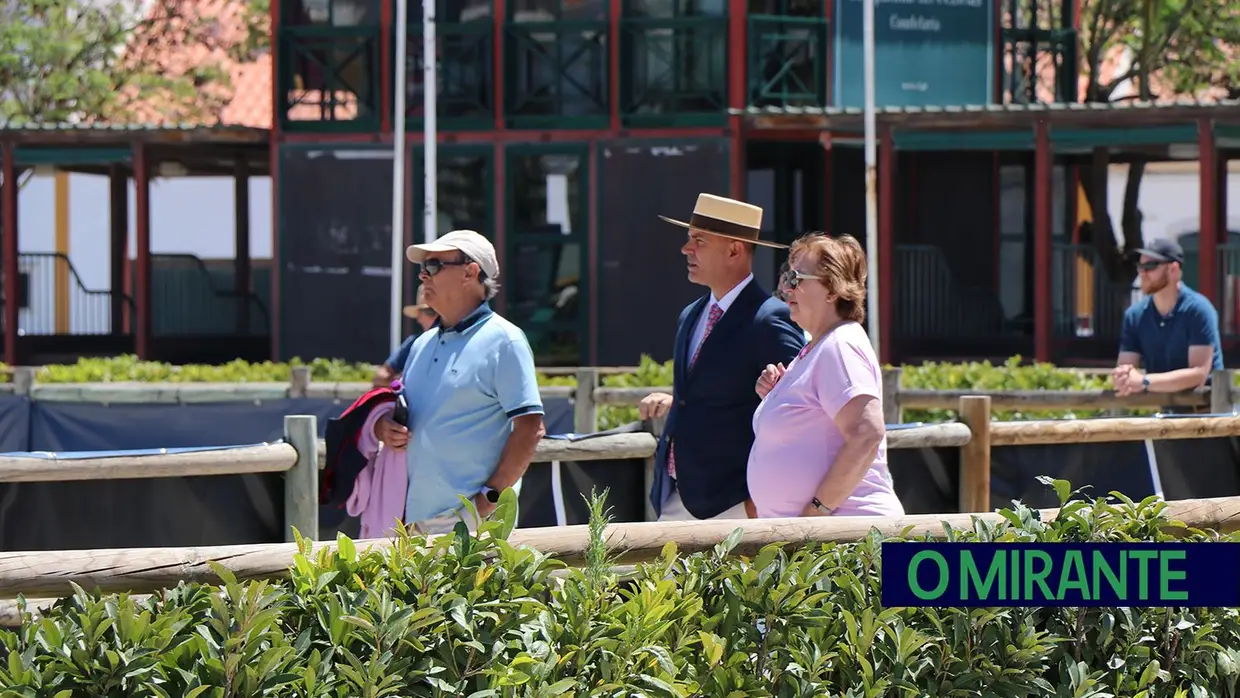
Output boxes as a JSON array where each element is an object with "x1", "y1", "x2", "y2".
[{"x1": 406, "y1": 229, "x2": 499, "y2": 279}]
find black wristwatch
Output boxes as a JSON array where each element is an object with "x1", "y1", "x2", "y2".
[
  {"x1": 480, "y1": 486, "x2": 500, "y2": 503},
  {"x1": 811, "y1": 497, "x2": 835, "y2": 515},
  {"x1": 1141, "y1": 375, "x2": 1150, "y2": 393}
]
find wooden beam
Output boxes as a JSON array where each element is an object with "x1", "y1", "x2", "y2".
[
  {"x1": 0, "y1": 443, "x2": 297, "y2": 483},
  {"x1": 2, "y1": 496, "x2": 1237, "y2": 598},
  {"x1": 897, "y1": 388, "x2": 1209, "y2": 410},
  {"x1": 989, "y1": 414, "x2": 1240, "y2": 446},
  {"x1": 313, "y1": 432, "x2": 658, "y2": 467},
  {"x1": 887, "y1": 422, "x2": 972, "y2": 448}
]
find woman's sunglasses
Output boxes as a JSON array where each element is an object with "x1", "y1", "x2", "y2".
[
  {"x1": 779, "y1": 267, "x2": 824, "y2": 290},
  {"x1": 775, "y1": 264, "x2": 824, "y2": 301},
  {"x1": 418, "y1": 258, "x2": 470, "y2": 277}
]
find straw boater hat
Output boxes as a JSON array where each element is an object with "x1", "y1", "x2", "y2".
[
  {"x1": 659, "y1": 193, "x2": 787, "y2": 249},
  {"x1": 402, "y1": 286, "x2": 432, "y2": 319}
]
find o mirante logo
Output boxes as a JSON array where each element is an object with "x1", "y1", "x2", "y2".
[{"x1": 881, "y1": 542, "x2": 1240, "y2": 607}]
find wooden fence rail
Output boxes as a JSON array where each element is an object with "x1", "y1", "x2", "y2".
[
  {"x1": 4, "y1": 410, "x2": 1240, "y2": 619},
  {"x1": 1, "y1": 495, "x2": 1237, "y2": 602}
]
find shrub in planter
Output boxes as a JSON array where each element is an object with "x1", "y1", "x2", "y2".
[{"x1": 3, "y1": 483, "x2": 1240, "y2": 697}]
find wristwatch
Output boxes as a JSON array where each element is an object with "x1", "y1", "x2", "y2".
[
  {"x1": 480, "y1": 486, "x2": 500, "y2": 503},
  {"x1": 1141, "y1": 375, "x2": 1150, "y2": 393},
  {"x1": 811, "y1": 497, "x2": 835, "y2": 515}
]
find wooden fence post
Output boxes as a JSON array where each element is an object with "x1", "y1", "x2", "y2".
[
  {"x1": 882, "y1": 367, "x2": 902, "y2": 424},
  {"x1": 283, "y1": 415, "x2": 319, "y2": 541},
  {"x1": 290, "y1": 366, "x2": 310, "y2": 399},
  {"x1": 641, "y1": 416, "x2": 665, "y2": 522},
  {"x1": 575, "y1": 367, "x2": 598, "y2": 433},
  {"x1": 1211, "y1": 369, "x2": 1235, "y2": 414},
  {"x1": 957, "y1": 395, "x2": 991, "y2": 513}
]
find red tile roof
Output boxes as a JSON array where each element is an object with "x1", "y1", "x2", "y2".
[{"x1": 120, "y1": 0, "x2": 360, "y2": 129}]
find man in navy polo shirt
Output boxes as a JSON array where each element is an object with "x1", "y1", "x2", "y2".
[
  {"x1": 1113, "y1": 238, "x2": 1223, "y2": 402},
  {"x1": 373, "y1": 229, "x2": 546, "y2": 535}
]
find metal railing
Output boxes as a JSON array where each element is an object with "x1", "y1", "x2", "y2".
[{"x1": 15, "y1": 253, "x2": 134, "y2": 336}]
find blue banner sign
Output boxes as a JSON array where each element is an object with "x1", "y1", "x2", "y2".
[
  {"x1": 882, "y1": 542, "x2": 1240, "y2": 607},
  {"x1": 832, "y1": 0, "x2": 995, "y2": 108}
]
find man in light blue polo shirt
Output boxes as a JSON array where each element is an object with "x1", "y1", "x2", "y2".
[{"x1": 372, "y1": 229, "x2": 546, "y2": 534}]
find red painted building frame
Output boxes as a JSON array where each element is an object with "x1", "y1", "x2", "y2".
[
  {"x1": 268, "y1": 0, "x2": 1233, "y2": 367},
  {"x1": 268, "y1": 0, "x2": 754, "y2": 364}
]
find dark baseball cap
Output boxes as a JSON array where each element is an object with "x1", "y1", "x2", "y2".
[{"x1": 1133, "y1": 239, "x2": 1183, "y2": 264}]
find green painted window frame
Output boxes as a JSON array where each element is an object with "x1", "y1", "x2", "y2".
[
  {"x1": 277, "y1": 0, "x2": 383, "y2": 132},
  {"x1": 746, "y1": 14, "x2": 830, "y2": 110},
  {"x1": 618, "y1": 8, "x2": 729, "y2": 128},
  {"x1": 276, "y1": 24, "x2": 384, "y2": 133},
  {"x1": 504, "y1": 142, "x2": 590, "y2": 366},
  {"x1": 397, "y1": 5, "x2": 496, "y2": 132},
  {"x1": 502, "y1": 19, "x2": 611, "y2": 130}
]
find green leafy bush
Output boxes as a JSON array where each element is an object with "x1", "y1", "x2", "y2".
[
  {"x1": 16, "y1": 353, "x2": 1227, "y2": 427},
  {"x1": 899, "y1": 355, "x2": 1118, "y2": 423},
  {"x1": 33, "y1": 356, "x2": 377, "y2": 384},
  {"x1": 5, "y1": 483, "x2": 1240, "y2": 697}
]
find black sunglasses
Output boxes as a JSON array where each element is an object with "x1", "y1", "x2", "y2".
[
  {"x1": 1136, "y1": 260, "x2": 1172, "y2": 272},
  {"x1": 417, "y1": 258, "x2": 470, "y2": 277}
]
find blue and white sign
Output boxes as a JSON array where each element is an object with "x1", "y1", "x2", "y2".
[{"x1": 833, "y1": 0, "x2": 996, "y2": 108}]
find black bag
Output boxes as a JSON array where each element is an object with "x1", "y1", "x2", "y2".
[{"x1": 321, "y1": 386, "x2": 398, "y2": 508}]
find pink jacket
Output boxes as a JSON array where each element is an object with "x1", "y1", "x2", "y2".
[{"x1": 347, "y1": 401, "x2": 408, "y2": 538}]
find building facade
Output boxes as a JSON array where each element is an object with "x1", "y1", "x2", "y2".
[{"x1": 271, "y1": 0, "x2": 1238, "y2": 367}]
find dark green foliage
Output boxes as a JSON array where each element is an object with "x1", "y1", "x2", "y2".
[{"x1": 3, "y1": 483, "x2": 1240, "y2": 697}]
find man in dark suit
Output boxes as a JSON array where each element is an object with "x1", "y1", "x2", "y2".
[{"x1": 639, "y1": 193, "x2": 805, "y2": 521}]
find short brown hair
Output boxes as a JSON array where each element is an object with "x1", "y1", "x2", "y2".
[{"x1": 788, "y1": 232, "x2": 867, "y2": 324}]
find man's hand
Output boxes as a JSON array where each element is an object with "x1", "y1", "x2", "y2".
[
  {"x1": 473, "y1": 493, "x2": 497, "y2": 519},
  {"x1": 374, "y1": 416, "x2": 409, "y2": 449},
  {"x1": 1113, "y1": 365, "x2": 1144, "y2": 397},
  {"x1": 756, "y1": 362, "x2": 786, "y2": 399},
  {"x1": 639, "y1": 392, "x2": 674, "y2": 420}
]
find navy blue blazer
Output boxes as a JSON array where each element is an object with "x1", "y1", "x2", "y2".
[{"x1": 649, "y1": 278, "x2": 806, "y2": 519}]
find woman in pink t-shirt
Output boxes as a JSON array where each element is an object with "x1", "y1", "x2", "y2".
[{"x1": 747, "y1": 233, "x2": 904, "y2": 518}]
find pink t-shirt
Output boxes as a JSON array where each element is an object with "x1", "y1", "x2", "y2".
[{"x1": 747, "y1": 322, "x2": 904, "y2": 518}]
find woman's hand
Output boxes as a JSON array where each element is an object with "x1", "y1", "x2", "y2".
[
  {"x1": 756, "y1": 363, "x2": 786, "y2": 398},
  {"x1": 374, "y1": 416, "x2": 409, "y2": 449}
]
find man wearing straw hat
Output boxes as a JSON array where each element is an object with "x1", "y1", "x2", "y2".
[
  {"x1": 372, "y1": 286, "x2": 440, "y2": 387},
  {"x1": 639, "y1": 193, "x2": 805, "y2": 521}
]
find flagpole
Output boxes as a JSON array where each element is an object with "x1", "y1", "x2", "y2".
[
  {"x1": 862, "y1": 0, "x2": 880, "y2": 356},
  {"x1": 389, "y1": 0, "x2": 410, "y2": 352},
  {"x1": 423, "y1": 0, "x2": 437, "y2": 246}
]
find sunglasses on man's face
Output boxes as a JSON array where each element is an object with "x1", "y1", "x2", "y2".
[
  {"x1": 418, "y1": 258, "x2": 470, "y2": 277},
  {"x1": 1136, "y1": 260, "x2": 1169, "y2": 272}
]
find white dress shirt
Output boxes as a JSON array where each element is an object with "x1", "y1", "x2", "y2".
[{"x1": 688, "y1": 273, "x2": 753, "y2": 361}]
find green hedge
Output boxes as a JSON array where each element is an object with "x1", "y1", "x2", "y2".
[
  {"x1": 2, "y1": 354, "x2": 1215, "y2": 427},
  {"x1": 4, "y1": 483, "x2": 1240, "y2": 696}
]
